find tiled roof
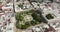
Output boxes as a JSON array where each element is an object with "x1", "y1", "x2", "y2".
[
  {"x1": 0, "y1": 14, "x2": 4, "y2": 16},
  {"x1": 0, "y1": 3, "x2": 3, "y2": 9}
]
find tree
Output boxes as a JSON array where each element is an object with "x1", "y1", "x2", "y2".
[
  {"x1": 31, "y1": 12, "x2": 41, "y2": 22},
  {"x1": 46, "y1": 14, "x2": 54, "y2": 19},
  {"x1": 15, "y1": 12, "x2": 23, "y2": 21},
  {"x1": 18, "y1": 4, "x2": 23, "y2": 9},
  {"x1": 16, "y1": 23, "x2": 21, "y2": 29},
  {"x1": 49, "y1": 0, "x2": 53, "y2": 2},
  {"x1": 30, "y1": 20, "x2": 37, "y2": 26}
]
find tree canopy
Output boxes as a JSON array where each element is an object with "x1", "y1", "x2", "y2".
[{"x1": 15, "y1": 9, "x2": 44, "y2": 29}]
